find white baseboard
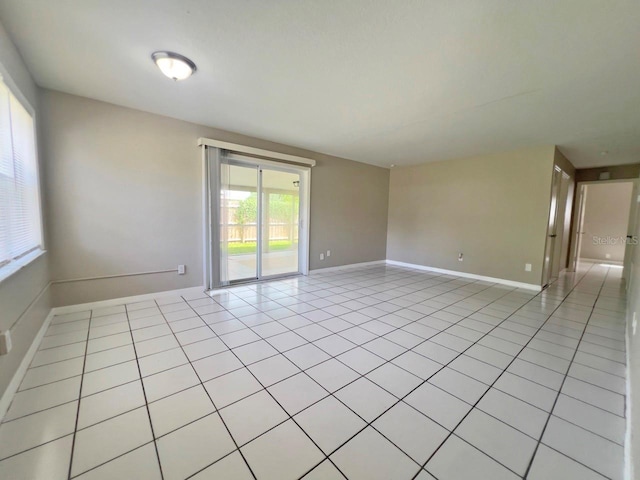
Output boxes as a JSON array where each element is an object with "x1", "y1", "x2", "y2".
[
  {"x1": 580, "y1": 257, "x2": 624, "y2": 266},
  {"x1": 309, "y1": 260, "x2": 387, "y2": 274},
  {"x1": 385, "y1": 260, "x2": 542, "y2": 291},
  {"x1": 2, "y1": 258, "x2": 542, "y2": 420},
  {"x1": 51, "y1": 285, "x2": 206, "y2": 316},
  {"x1": 0, "y1": 309, "x2": 55, "y2": 422},
  {"x1": 2, "y1": 285, "x2": 206, "y2": 420}
]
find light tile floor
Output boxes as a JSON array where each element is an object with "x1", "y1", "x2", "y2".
[{"x1": 0, "y1": 262, "x2": 627, "y2": 479}]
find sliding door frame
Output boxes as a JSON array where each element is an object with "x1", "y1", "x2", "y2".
[{"x1": 203, "y1": 147, "x2": 311, "y2": 290}]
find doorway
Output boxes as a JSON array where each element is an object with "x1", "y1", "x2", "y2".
[
  {"x1": 569, "y1": 180, "x2": 637, "y2": 285},
  {"x1": 204, "y1": 149, "x2": 311, "y2": 289}
]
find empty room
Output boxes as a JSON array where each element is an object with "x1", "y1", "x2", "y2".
[{"x1": 0, "y1": 1, "x2": 639, "y2": 479}]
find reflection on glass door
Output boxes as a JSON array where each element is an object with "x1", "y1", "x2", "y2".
[
  {"x1": 261, "y1": 169, "x2": 300, "y2": 277},
  {"x1": 215, "y1": 153, "x2": 307, "y2": 287},
  {"x1": 221, "y1": 163, "x2": 258, "y2": 283}
]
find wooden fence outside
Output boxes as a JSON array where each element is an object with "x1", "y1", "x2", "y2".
[{"x1": 225, "y1": 223, "x2": 298, "y2": 243}]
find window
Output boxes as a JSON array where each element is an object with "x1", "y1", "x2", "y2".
[{"x1": 0, "y1": 76, "x2": 43, "y2": 278}]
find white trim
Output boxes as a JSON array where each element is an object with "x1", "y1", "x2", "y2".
[
  {"x1": 0, "y1": 308, "x2": 54, "y2": 421},
  {"x1": 197, "y1": 138, "x2": 316, "y2": 167},
  {"x1": 385, "y1": 260, "x2": 542, "y2": 291},
  {"x1": 1, "y1": 283, "x2": 204, "y2": 421},
  {"x1": 579, "y1": 257, "x2": 623, "y2": 266},
  {"x1": 50, "y1": 286, "x2": 206, "y2": 316},
  {"x1": 202, "y1": 145, "x2": 210, "y2": 289},
  {"x1": 301, "y1": 169, "x2": 311, "y2": 276},
  {"x1": 52, "y1": 268, "x2": 178, "y2": 285},
  {"x1": 309, "y1": 260, "x2": 387, "y2": 274}
]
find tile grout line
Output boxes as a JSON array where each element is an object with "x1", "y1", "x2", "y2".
[
  {"x1": 21, "y1": 306, "x2": 627, "y2": 391},
  {"x1": 151, "y1": 298, "x2": 260, "y2": 480},
  {"x1": 2, "y1": 272, "x2": 545, "y2": 430},
  {"x1": 411, "y1": 263, "x2": 600, "y2": 479},
  {"x1": 522, "y1": 265, "x2": 613, "y2": 479},
  {"x1": 106, "y1": 303, "x2": 168, "y2": 480},
  {"x1": 0, "y1": 263, "x2": 625, "y2": 480},
  {"x1": 176, "y1": 297, "x2": 352, "y2": 480},
  {"x1": 183, "y1": 276, "x2": 531, "y2": 476},
  {"x1": 13, "y1": 271, "x2": 511, "y2": 465},
  {"x1": 66, "y1": 308, "x2": 93, "y2": 480}
]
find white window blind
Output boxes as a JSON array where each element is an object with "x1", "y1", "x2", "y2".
[{"x1": 0, "y1": 78, "x2": 42, "y2": 269}]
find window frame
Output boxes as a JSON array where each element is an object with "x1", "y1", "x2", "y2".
[{"x1": 0, "y1": 67, "x2": 46, "y2": 284}]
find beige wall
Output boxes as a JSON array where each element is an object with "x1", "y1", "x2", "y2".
[
  {"x1": 387, "y1": 146, "x2": 556, "y2": 286},
  {"x1": 580, "y1": 182, "x2": 633, "y2": 262},
  {"x1": 40, "y1": 90, "x2": 389, "y2": 306},
  {"x1": 0, "y1": 22, "x2": 52, "y2": 400},
  {"x1": 309, "y1": 154, "x2": 389, "y2": 270}
]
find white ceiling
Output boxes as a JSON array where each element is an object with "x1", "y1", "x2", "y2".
[{"x1": 0, "y1": 0, "x2": 639, "y2": 169}]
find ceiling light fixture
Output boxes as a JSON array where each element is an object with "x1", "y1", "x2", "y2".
[{"x1": 152, "y1": 51, "x2": 197, "y2": 80}]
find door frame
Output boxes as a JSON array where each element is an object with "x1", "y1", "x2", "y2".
[
  {"x1": 623, "y1": 180, "x2": 639, "y2": 286},
  {"x1": 568, "y1": 182, "x2": 588, "y2": 272},
  {"x1": 542, "y1": 166, "x2": 563, "y2": 287},
  {"x1": 568, "y1": 178, "x2": 638, "y2": 283},
  {"x1": 203, "y1": 147, "x2": 311, "y2": 290}
]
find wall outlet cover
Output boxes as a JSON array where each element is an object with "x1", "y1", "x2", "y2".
[
  {"x1": 178, "y1": 265, "x2": 186, "y2": 275},
  {"x1": 525, "y1": 263, "x2": 532, "y2": 272},
  {"x1": 327, "y1": 250, "x2": 331, "y2": 257},
  {"x1": 320, "y1": 253, "x2": 325, "y2": 260}
]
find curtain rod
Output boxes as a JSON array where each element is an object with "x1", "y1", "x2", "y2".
[{"x1": 197, "y1": 138, "x2": 316, "y2": 167}]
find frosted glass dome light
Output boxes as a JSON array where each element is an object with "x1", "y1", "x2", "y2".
[{"x1": 152, "y1": 51, "x2": 197, "y2": 80}]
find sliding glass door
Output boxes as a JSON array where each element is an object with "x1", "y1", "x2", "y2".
[
  {"x1": 210, "y1": 151, "x2": 308, "y2": 288},
  {"x1": 220, "y1": 163, "x2": 259, "y2": 282},
  {"x1": 261, "y1": 169, "x2": 300, "y2": 277}
]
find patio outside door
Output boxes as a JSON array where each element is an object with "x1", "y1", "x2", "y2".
[{"x1": 217, "y1": 156, "x2": 305, "y2": 286}]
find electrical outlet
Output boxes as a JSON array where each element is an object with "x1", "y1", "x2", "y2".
[
  {"x1": 320, "y1": 253, "x2": 325, "y2": 260},
  {"x1": 458, "y1": 253, "x2": 463, "y2": 262},
  {"x1": 327, "y1": 250, "x2": 331, "y2": 257},
  {"x1": 0, "y1": 331, "x2": 12, "y2": 355},
  {"x1": 525, "y1": 263, "x2": 532, "y2": 272},
  {"x1": 177, "y1": 265, "x2": 186, "y2": 275}
]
